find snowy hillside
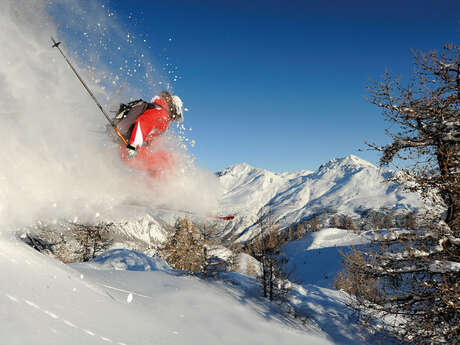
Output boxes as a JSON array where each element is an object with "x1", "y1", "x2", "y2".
[
  {"x1": 1, "y1": 226, "x2": 393, "y2": 345},
  {"x1": 282, "y1": 228, "x2": 369, "y2": 288},
  {"x1": 0, "y1": 233, "x2": 355, "y2": 345},
  {"x1": 217, "y1": 155, "x2": 425, "y2": 241}
]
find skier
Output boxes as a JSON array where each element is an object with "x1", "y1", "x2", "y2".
[
  {"x1": 115, "y1": 91, "x2": 183, "y2": 176},
  {"x1": 50, "y1": 38, "x2": 184, "y2": 177}
]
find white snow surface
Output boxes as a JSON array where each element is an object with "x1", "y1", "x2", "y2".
[
  {"x1": 282, "y1": 228, "x2": 369, "y2": 288},
  {"x1": 76, "y1": 248, "x2": 171, "y2": 272},
  {"x1": 217, "y1": 155, "x2": 426, "y2": 241},
  {"x1": 0, "y1": 226, "x2": 390, "y2": 345},
  {"x1": 0, "y1": 234, "x2": 334, "y2": 345}
]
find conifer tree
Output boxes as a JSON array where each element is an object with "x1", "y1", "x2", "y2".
[
  {"x1": 161, "y1": 218, "x2": 205, "y2": 272},
  {"x1": 248, "y1": 211, "x2": 288, "y2": 301},
  {"x1": 344, "y1": 216, "x2": 355, "y2": 230}
]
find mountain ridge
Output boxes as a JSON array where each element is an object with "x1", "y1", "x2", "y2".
[{"x1": 216, "y1": 155, "x2": 425, "y2": 241}]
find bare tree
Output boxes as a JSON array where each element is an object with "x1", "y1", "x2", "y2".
[
  {"x1": 338, "y1": 44, "x2": 459, "y2": 344},
  {"x1": 382, "y1": 214, "x2": 393, "y2": 229},
  {"x1": 287, "y1": 225, "x2": 296, "y2": 241},
  {"x1": 296, "y1": 223, "x2": 305, "y2": 238},
  {"x1": 227, "y1": 232, "x2": 243, "y2": 272},
  {"x1": 21, "y1": 222, "x2": 114, "y2": 263},
  {"x1": 309, "y1": 215, "x2": 320, "y2": 232},
  {"x1": 344, "y1": 216, "x2": 355, "y2": 230},
  {"x1": 329, "y1": 215, "x2": 339, "y2": 228},
  {"x1": 367, "y1": 44, "x2": 459, "y2": 229},
  {"x1": 370, "y1": 213, "x2": 383, "y2": 230},
  {"x1": 72, "y1": 223, "x2": 114, "y2": 262},
  {"x1": 246, "y1": 259, "x2": 259, "y2": 277},
  {"x1": 402, "y1": 212, "x2": 418, "y2": 230},
  {"x1": 197, "y1": 222, "x2": 221, "y2": 275},
  {"x1": 247, "y1": 212, "x2": 289, "y2": 301},
  {"x1": 332, "y1": 215, "x2": 347, "y2": 229}
]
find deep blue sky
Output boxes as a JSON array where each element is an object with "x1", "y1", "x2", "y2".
[{"x1": 104, "y1": 0, "x2": 459, "y2": 172}]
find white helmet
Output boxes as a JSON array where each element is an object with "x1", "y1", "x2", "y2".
[{"x1": 171, "y1": 95, "x2": 184, "y2": 122}]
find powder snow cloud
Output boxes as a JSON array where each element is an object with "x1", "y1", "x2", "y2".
[{"x1": 0, "y1": 0, "x2": 221, "y2": 231}]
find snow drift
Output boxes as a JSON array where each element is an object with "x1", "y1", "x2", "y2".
[{"x1": 0, "y1": 236, "x2": 334, "y2": 345}]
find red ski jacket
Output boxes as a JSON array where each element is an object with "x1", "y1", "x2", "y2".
[{"x1": 129, "y1": 96, "x2": 170, "y2": 148}]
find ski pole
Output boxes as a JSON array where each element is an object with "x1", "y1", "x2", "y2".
[{"x1": 51, "y1": 37, "x2": 129, "y2": 145}]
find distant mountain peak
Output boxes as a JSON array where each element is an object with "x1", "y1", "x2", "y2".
[
  {"x1": 343, "y1": 154, "x2": 376, "y2": 167},
  {"x1": 317, "y1": 155, "x2": 377, "y2": 174},
  {"x1": 333, "y1": 154, "x2": 375, "y2": 167},
  {"x1": 216, "y1": 162, "x2": 258, "y2": 177},
  {"x1": 218, "y1": 155, "x2": 377, "y2": 179},
  {"x1": 233, "y1": 162, "x2": 253, "y2": 170}
]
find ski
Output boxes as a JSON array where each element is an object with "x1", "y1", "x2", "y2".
[
  {"x1": 126, "y1": 203, "x2": 234, "y2": 221},
  {"x1": 126, "y1": 202, "x2": 235, "y2": 222},
  {"x1": 214, "y1": 215, "x2": 235, "y2": 221},
  {"x1": 155, "y1": 205, "x2": 235, "y2": 221}
]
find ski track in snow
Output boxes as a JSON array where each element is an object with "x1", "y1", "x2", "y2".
[
  {"x1": 0, "y1": 250, "x2": 129, "y2": 345},
  {"x1": 100, "y1": 283, "x2": 153, "y2": 299},
  {"x1": 1, "y1": 291, "x2": 129, "y2": 345}
]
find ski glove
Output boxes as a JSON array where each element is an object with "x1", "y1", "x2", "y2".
[{"x1": 126, "y1": 144, "x2": 138, "y2": 159}]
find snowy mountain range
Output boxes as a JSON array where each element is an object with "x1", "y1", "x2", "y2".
[
  {"x1": 216, "y1": 155, "x2": 425, "y2": 241},
  {"x1": 36, "y1": 154, "x2": 424, "y2": 252}
]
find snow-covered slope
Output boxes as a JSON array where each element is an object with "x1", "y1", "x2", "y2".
[
  {"x1": 279, "y1": 228, "x2": 393, "y2": 344},
  {"x1": 0, "y1": 234, "x2": 336, "y2": 345},
  {"x1": 282, "y1": 228, "x2": 369, "y2": 288},
  {"x1": 217, "y1": 155, "x2": 425, "y2": 241}
]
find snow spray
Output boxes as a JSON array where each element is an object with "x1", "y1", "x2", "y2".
[{"x1": 0, "y1": 0, "x2": 221, "y2": 232}]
